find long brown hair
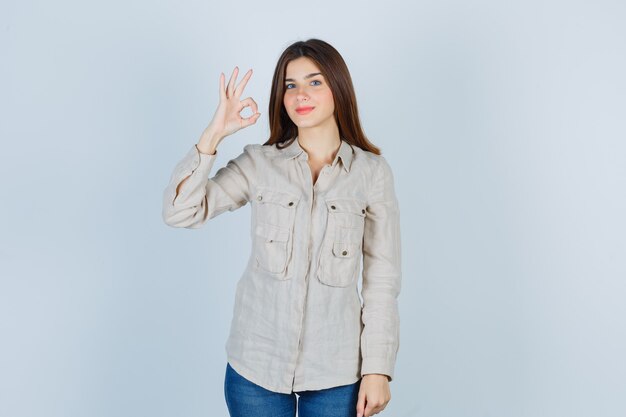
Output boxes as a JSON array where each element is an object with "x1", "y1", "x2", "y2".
[{"x1": 263, "y1": 38, "x2": 381, "y2": 155}]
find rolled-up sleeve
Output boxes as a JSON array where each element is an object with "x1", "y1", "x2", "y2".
[
  {"x1": 162, "y1": 143, "x2": 256, "y2": 228},
  {"x1": 360, "y1": 156, "x2": 402, "y2": 381}
]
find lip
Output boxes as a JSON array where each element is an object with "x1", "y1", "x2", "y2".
[{"x1": 296, "y1": 106, "x2": 315, "y2": 114}]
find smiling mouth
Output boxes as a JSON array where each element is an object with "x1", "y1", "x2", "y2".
[{"x1": 296, "y1": 107, "x2": 315, "y2": 114}]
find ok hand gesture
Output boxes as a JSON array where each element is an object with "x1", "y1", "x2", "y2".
[{"x1": 207, "y1": 66, "x2": 261, "y2": 141}]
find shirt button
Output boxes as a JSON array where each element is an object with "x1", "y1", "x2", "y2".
[
  {"x1": 342, "y1": 250, "x2": 348, "y2": 256},
  {"x1": 331, "y1": 205, "x2": 336, "y2": 210},
  {"x1": 257, "y1": 195, "x2": 263, "y2": 201},
  {"x1": 361, "y1": 209, "x2": 365, "y2": 214},
  {"x1": 289, "y1": 201, "x2": 294, "y2": 206}
]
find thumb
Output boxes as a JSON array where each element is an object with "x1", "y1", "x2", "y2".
[
  {"x1": 356, "y1": 391, "x2": 366, "y2": 417},
  {"x1": 242, "y1": 112, "x2": 261, "y2": 127}
]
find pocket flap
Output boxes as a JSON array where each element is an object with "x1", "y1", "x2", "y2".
[
  {"x1": 256, "y1": 187, "x2": 300, "y2": 208},
  {"x1": 325, "y1": 199, "x2": 366, "y2": 217},
  {"x1": 332, "y1": 241, "x2": 359, "y2": 258},
  {"x1": 256, "y1": 222, "x2": 290, "y2": 242}
]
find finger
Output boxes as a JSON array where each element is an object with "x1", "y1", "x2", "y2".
[
  {"x1": 227, "y1": 66, "x2": 239, "y2": 97},
  {"x1": 356, "y1": 392, "x2": 366, "y2": 417},
  {"x1": 234, "y1": 69, "x2": 253, "y2": 98},
  {"x1": 241, "y1": 112, "x2": 261, "y2": 127},
  {"x1": 219, "y1": 72, "x2": 226, "y2": 101},
  {"x1": 240, "y1": 97, "x2": 258, "y2": 114},
  {"x1": 227, "y1": 66, "x2": 239, "y2": 98}
]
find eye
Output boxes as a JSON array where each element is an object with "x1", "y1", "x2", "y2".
[{"x1": 285, "y1": 80, "x2": 323, "y2": 90}]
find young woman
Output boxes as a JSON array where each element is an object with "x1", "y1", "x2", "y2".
[{"x1": 162, "y1": 39, "x2": 402, "y2": 417}]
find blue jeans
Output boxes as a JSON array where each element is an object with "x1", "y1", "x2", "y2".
[{"x1": 224, "y1": 362, "x2": 361, "y2": 417}]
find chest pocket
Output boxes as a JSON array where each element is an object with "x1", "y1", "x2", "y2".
[
  {"x1": 253, "y1": 187, "x2": 301, "y2": 279},
  {"x1": 317, "y1": 198, "x2": 367, "y2": 287}
]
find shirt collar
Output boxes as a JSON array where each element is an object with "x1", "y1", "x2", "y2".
[{"x1": 280, "y1": 136, "x2": 353, "y2": 173}]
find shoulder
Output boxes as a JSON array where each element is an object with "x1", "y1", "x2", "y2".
[
  {"x1": 242, "y1": 143, "x2": 263, "y2": 154},
  {"x1": 351, "y1": 145, "x2": 394, "y2": 178},
  {"x1": 241, "y1": 142, "x2": 282, "y2": 159},
  {"x1": 229, "y1": 143, "x2": 288, "y2": 168},
  {"x1": 233, "y1": 143, "x2": 266, "y2": 161},
  {"x1": 352, "y1": 147, "x2": 398, "y2": 203}
]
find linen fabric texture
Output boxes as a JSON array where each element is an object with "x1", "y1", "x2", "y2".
[{"x1": 162, "y1": 137, "x2": 402, "y2": 394}]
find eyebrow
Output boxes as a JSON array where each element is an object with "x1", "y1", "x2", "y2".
[{"x1": 284, "y1": 72, "x2": 323, "y2": 82}]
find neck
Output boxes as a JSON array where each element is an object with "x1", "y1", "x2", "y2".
[{"x1": 297, "y1": 123, "x2": 341, "y2": 162}]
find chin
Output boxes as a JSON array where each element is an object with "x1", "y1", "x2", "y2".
[
  {"x1": 290, "y1": 115, "x2": 318, "y2": 127},
  {"x1": 295, "y1": 121, "x2": 321, "y2": 129}
]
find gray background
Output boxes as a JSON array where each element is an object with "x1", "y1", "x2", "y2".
[{"x1": 1, "y1": 0, "x2": 625, "y2": 416}]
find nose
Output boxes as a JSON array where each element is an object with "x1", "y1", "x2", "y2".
[
  {"x1": 296, "y1": 91, "x2": 309, "y2": 101},
  {"x1": 293, "y1": 85, "x2": 309, "y2": 101}
]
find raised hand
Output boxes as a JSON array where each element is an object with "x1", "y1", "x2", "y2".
[
  {"x1": 208, "y1": 66, "x2": 261, "y2": 140},
  {"x1": 197, "y1": 66, "x2": 261, "y2": 155}
]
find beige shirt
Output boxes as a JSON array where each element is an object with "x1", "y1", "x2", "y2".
[{"x1": 162, "y1": 136, "x2": 402, "y2": 394}]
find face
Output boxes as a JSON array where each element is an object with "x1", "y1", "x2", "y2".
[{"x1": 283, "y1": 57, "x2": 335, "y2": 130}]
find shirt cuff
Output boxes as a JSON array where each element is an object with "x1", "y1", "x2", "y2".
[{"x1": 361, "y1": 356, "x2": 395, "y2": 382}]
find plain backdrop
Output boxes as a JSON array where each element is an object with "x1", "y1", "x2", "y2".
[{"x1": 1, "y1": 1, "x2": 625, "y2": 416}]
